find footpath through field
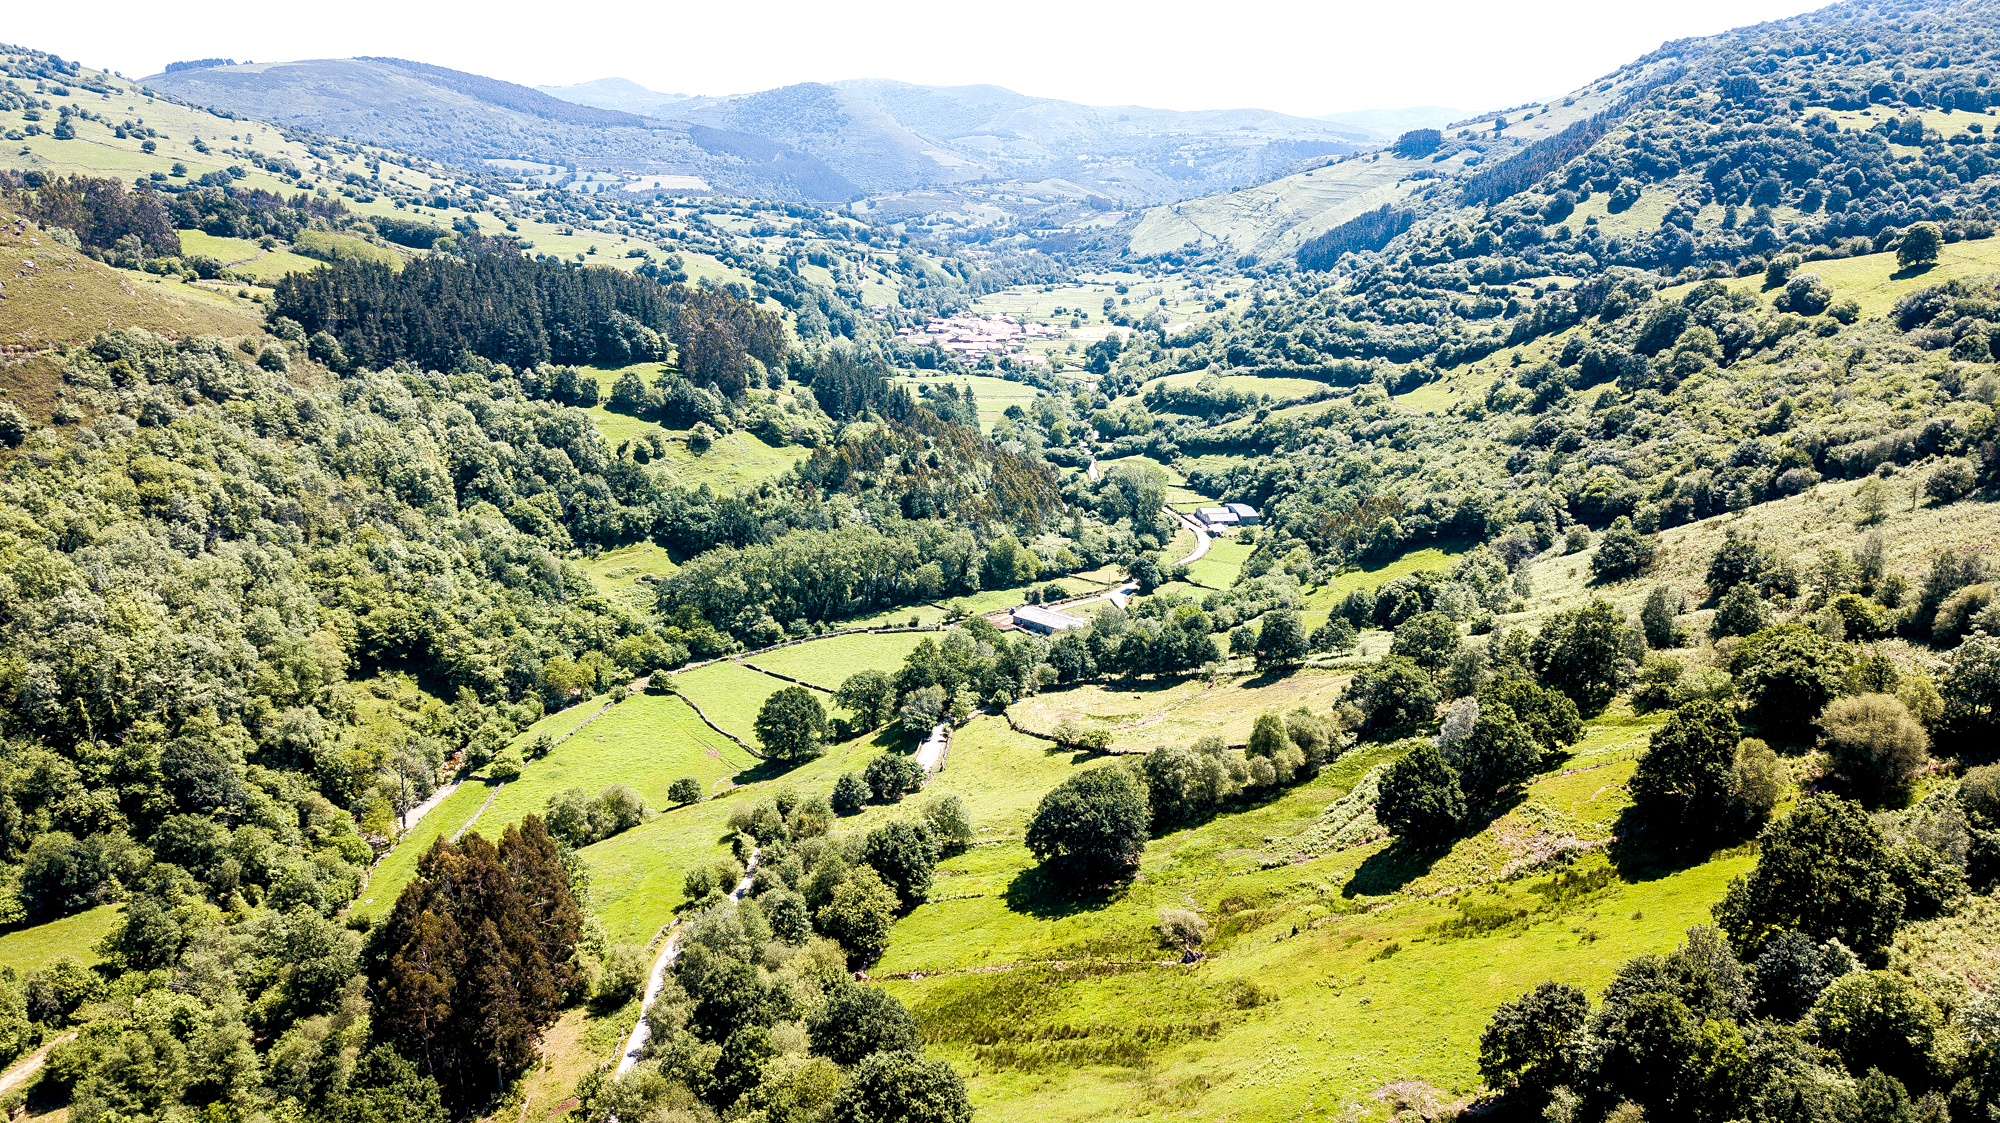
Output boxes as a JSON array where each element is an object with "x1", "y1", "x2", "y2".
[{"x1": 616, "y1": 848, "x2": 760, "y2": 1078}]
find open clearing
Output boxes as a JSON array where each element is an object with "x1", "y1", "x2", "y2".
[
  {"x1": 744, "y1": 631, "x2": 932, "y2": 691},
  {"x1": 0, "y1": 904, "x2": 121, "y2": 977},
  {"x1": 1007, "y1": 669, "x2": 1356, "y2": 752}
]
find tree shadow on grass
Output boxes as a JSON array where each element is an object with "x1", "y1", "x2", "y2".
[
  {"x1": 1341, "y1": 788, "x2": 1528, "y2": 899},
  {"x1": 1343, "y1": 838, "x2": 1455, "y2": 898},
  {"x1": 1003, "y1": 864, "x2": 1126, "y2": 920},
  {"x1": 731, "y1": 758, "x2": 805, "y2": 786},
  {"x1": 1605, "y1": 805, "x2": 1738, "y2": 883}
]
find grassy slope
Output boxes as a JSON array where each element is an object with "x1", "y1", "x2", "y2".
[
  {"x1": 892, "y1": 373, "x2": 1045, "y2": 433},
  {"x1": 667, "y1": 660, "x2": 794, "y2": 743},
  {"x1": 1006, "y1": 670, "x2": 1357, "y2": 752},
  {"x1": 0, "y1": 904, "x2": 121, "y2": 976},
  {"x1": 1185, "y1": 538, "x2": 1254, "y2": 589},
  {"x1": 881, "y1": 703, "x2": 1751, "y2": 1122},
  {"x1": 578, "y1": 542, "x2": 677, "y2": 614},
  {"x1": 352, "y1": 693, "x2": 614, "y2": 919},
  {"x1": 744, "y1": 631, "x2": 932, "y2": 691}
]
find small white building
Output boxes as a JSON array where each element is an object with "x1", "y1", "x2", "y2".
[
  {"x1": 1225, "y1": 502, "x2": 1261, "y2": 525},
  {"x1": 1196, "y1": 506, "x2": 1239, "y2": 527},
  {"x1": 1012, "y1": 605, "x2": 1088, "y2": 634}
]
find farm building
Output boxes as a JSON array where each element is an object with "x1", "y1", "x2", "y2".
[
  {"x1": 1225, "y1": 502, "x2": 1260, "y2": 524},
  {"x1": 1011, "y1": 605, "x2": 1088, "y2": 634},
  {"x1": 1195, "y1": 506, "x2": 1238, "y2": 527}
]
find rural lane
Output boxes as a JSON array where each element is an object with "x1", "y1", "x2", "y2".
[{"x1": 615, "y1": 848, "x2": 760, "y2": 1078}]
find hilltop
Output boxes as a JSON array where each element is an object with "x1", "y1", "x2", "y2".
[{"x1": 154, "y1": 60, "x2": 1372, "y2": 210}]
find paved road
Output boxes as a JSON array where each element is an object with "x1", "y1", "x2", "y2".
[
  {"x1": 616, "y1": 848, "x2": 760, "y2": 1078},
  {"x1": 1168, "y1": 508, "x2": 1211, "y2": 567},
  {"x1": 917, "y1": 724, "x2": 950, "y2": 774}
]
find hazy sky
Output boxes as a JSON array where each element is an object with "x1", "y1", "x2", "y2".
[{"x1": 17, "y1": 0, "x2": 1825, "y2": 117}]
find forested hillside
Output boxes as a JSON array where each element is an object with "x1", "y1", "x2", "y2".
[{"x1": 4, "y1": 2, "x2": 2000, "y2": 1122}]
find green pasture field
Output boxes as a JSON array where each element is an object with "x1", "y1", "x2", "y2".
[
  {"x1": 878, "y1": 703, "x2": 1752, "y2": 1122},
  {"x1": 0, "y1": 904, "x2": 121, "y2": 977},
  {"x1": 745, "y1": 631, "x2": 933, "y2": 691},
  {"x1": 579, "y1": 542, "x2": 677, "y2": 613},
  {"x1": 1006, "y1": 669, "x2": 1356, "y2": 752},
  {"x1": 459, "y1": 692, "x2": 757, "y2": 842},
  {"x1": 1185, "y1": 537, "x2": 1254, "y2": 589},
  {"x1": 1303, "y1": 546, "x2": 1465, "y2": 609},
  {"x1": 1145, "y1": 370, "x2": 1327, "y2": 404},
  {"x1": 654, "y1": 430, "x2": 813, "y2": 492},
  {"x1": 1658, "y1": 234, "x2": 2000, "y2": 319},
  {"x1": 666, "y1": 661, "x2": 792, "y2": 743},
  {"x1": 352, "y1": 692, "x2": 616, "y2": 918},
  {"x1": 173, "y1": 230, "x2": 325, "y2": 280}
]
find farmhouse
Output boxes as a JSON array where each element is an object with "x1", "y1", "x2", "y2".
[
  {"x1": 1195, "y1": 506, "x2": 1238, "y2": 527},
  {"x1": 1010, "y1": 604, "x2": 1088, "y2": 634},
  {"x1": 1225, "y1": 502, "x2": 1260, "y2": 525}
]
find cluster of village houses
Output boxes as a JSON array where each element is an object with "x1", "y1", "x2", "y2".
[{"x1": 895, "y1": 313, "x2": 1060, "y2": 364}]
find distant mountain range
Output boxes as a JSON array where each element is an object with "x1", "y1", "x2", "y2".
[{"x1": 146, "y1": 57, "x2": 1452, "y2": 207}]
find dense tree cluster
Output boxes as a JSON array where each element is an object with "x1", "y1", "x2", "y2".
[
  {"x1": 270, "y1": 252, "x2": 786, "y2": 379},
  {"x1": 1482, "y1": 784, "x2": 1988, "y2": 1123}
]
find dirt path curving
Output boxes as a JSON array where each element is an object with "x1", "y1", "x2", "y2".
[{"x1": 616, "y1": 848, "x2": 760, "y2": 1078}]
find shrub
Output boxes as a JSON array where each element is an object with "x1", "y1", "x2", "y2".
[
  {"x1": 1477, "y1": 678, "x2": 1583, "y2": 752},
  {"x1": 1529, "y1": 599, "x2": 1640, "y2": 709},
  {"x1": 1590, "y1": 517, "x2": 1658, "y2": 583},
  {"x1": 669, "y1": 777, "x2": 704, "y2": 806},
  {"x1": 1345, "y1": 656, "x2": 1441, "y2": 738},
  {"x1": 817, "y1": 867, "x2": 899, "y2": 964},
  {"x1": 1729, "y1": 625, "x2": 1851, "y2": 734},
  {"x1": 1711, "y1": 583, "x2": 1772, "y2": 638},
  {"x1": 1897, "y1": 222, "x2": 1942, "y2": 269},
  {"x1": 1050, "y1": 717, "x2": 1112, "y2": 753},
  {"x1": 1024, "y1": 768, "x2": 1151, "y2": 885},
  {"x1": 1157, "y1": 908, "x2": 1210, "y2": 955},
  {"x1": 1939, "y1": 636, "x2": 2000, "y2": 750},
  {"x1": 824, "y1": 1049, "x2": 973, "y2": 1123},
  {"x1": 808, "y1": 983, "x2": 923, "y2": 1066},
  {"x1": 830, "y1": 773, "x2": 869, "y2": 816},
  {"x1": 862, "y1": 754, "x2": 924, "y2": 803},
  {"x1": 1449, "y1": 702, "x2": 1543, "y2": 794},
  {"x1": 1731, "y1": 738, "x2": 1784, "y2": 831},
  {"x1": 1812, "y1": 971, "x2": 1946, "y2": 1092},
  {"x1": 1253, "y1": 608, "x2": 1310, "y2": 669},
  {"x1": 1390, "y1": 611, "x2": 1461, "y2": 673},
  {"x1": 591, "y1": 944, "x2": 647, "y2": 1012},
  {"x1": 922, "y1": 795, "x2": 975, "y2": 857},
  {"x1": 1639, "y1": 585, "x2": 1687, "y2": 648},
  {"x1": 1714, "y1": 794, "x2": 1904, "y2": 961},
  {"x1": 1924, "y1": 458, "x2": 1977, "y2": 503},
  {"x1": 859, "y1": 820, "x2": 938, "y2": 909},
  {"x1": 1776, "y1": 272, "x2": 1833, "y2": 316},
  {"x1": 1817, "y1": 694, "x2": 1929, "y2": 807},
  {"x1": 1751, "y1": 930, "x2": 1857, "y2": 1022},
  {"x1": 1478, "y1": 981, "x2": 1589, "y2": 1094}
]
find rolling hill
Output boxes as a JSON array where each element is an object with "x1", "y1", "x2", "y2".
[{"x1": 146, "y1": 57, "x2": 865, "y2": 200}]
